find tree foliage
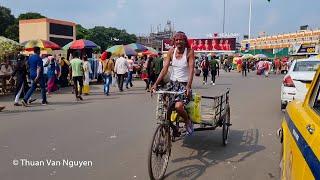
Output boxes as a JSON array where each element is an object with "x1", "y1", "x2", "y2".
[
  {"x1": 87, "y1": 26, "x2": 137, "y2": 51},
  {"x1": 76, "y1": 24, "x2": 90, "y2": 40},
  {"x1": 0, "y1": 6, "x2": 15, "y2": 36},
  {"x1": 18, "y1": 12, "x2": 45, "y2": 20},
  {"x1": 0, "y1": 5, "x2": 138, "y2": 50},
  {"x1": 4, "y1": 21, "x2": 19, "y2": 42}
]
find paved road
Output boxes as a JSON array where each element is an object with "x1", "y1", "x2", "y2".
[{"x1": 0, "y1": 70, "x2": 284, "y2": 180}]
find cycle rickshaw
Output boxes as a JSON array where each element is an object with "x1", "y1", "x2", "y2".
[{"x1": 148, "y1": 88, "x2": 231, "y2": 180}]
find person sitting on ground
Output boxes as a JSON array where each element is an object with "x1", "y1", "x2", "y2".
[{"x1": 0, "y1": 59, "x2": 13, "y2": 93}]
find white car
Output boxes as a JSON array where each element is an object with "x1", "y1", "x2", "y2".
[{"x1": 280, "y1": 58, "x2": 320, "y2": 110}]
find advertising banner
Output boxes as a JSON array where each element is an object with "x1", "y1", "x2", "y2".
[
  {"x1": 162, "y1": 38, "x2": 236, "y2": 52},
  {"x1": 289, "y1": 43, "x2": 320, "y2": 55}
]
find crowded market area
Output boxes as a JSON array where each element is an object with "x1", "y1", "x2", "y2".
[{"x1": 1, "y1": 1, "x2": 320, "y2": 179}]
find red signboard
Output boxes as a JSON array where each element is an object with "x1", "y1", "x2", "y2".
[{"x1": 162, "y1": 38, "x2": 236, "y2": 52}]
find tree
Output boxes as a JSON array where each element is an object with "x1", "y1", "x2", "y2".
[
  {"x1": 87, "y1": 26, "x2": 137, "y2": 51},
  {"x1": 87, "y1": 26, "x2": 111, "y2": 51},
  {"x1": 0, "y1": 6, "x2": 15, "y2": 36},
  {"x1": 18, "y1": 12, "x2": 45, "y2": 20},
  {"x1": 76, "y1": 24, "x2": 89, "y2": 40},
  {"x1": 4, "y1": 21, "x2": 19, "y2": 42}
]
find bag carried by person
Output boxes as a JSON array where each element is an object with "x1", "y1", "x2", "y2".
[
  {"x1": 112, "y1": 76, "x2": 117, "y2": 87},
  {"x1": 195, "y1": 68, "x2": 201, "y2": 76}
]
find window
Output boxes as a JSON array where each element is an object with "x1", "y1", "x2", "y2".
[
  {"x1": 49, "y1": 37, "x2": 73, "y2": 47},
  {"x1": 311, "y1": 74, "x2": 320, "y2": 113},
  {"x1": 293, "y1": 61, "x2": 320, "y2": 72},
  {"x1": 49, "y1": 23, "x2": 73, "y2": 37}
]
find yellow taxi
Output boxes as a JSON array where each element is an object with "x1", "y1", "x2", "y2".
[{"x1": 279, "y1": 65, "x2": 320, "y2": 179}]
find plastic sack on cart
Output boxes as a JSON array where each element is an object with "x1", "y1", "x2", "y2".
[
  {"x1": 186, "y1": 93, "x2": 201, "y2": 123},
  {"x1": 170, "y1": 93, "x2": 202, "y2": 123},
  {"x1": 170, "y1": 111, "x2": 179, "y2": 122}
]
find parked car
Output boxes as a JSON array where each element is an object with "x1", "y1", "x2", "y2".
[
  {"x1": 278, "y1": 65, "x2": 320, "y2": 180},
  {"x1": 280, "y1": 58, "x2": 320, "y2": 110}
]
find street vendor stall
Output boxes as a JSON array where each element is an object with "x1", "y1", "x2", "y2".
[{"x1": 0, "y1": 36, "x2": 23, "y2": 62}]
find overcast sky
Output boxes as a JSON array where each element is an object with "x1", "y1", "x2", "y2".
[{"x1": 2, "y1": 0, "x2": 319, "y2": 38}]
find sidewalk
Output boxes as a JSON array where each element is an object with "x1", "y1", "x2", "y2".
[{"x1": 0, "y1": 79, "x2": 147, "y2": 112}]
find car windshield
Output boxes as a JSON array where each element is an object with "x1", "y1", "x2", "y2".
[{"x1": 293, "y1": 61, "x2": 320, "y2": 71}]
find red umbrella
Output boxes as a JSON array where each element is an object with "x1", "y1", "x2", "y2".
[{"x1": 65, "y1": 39, "x2": 98, "y2": 49}]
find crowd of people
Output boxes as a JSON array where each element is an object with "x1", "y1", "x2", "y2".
[
  {"x1": 0, "y1": 47, "x2": 165, "y2": 109},
  {"x1": 0, "y1": 40, "x2": 290, "y2": 113},
  {"x1": 193, "y1": 54, "x2": 290, "y2": 85}
]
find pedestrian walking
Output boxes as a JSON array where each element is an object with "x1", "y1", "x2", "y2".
[
  {"x1": 97, "y1": 55, "x2": 104, "y2": 83},
  {"x1": 114, "y1": 54, "x2": 128, "y2": 92},
  {"x1": 141, "y1": 57, "x2": 149, "y2": 91},
  {"x1": 69, "y1": 51, "x2": 84, "y2": 101},
  {"x1": 237, "y1": 58, "x2": 242, "y2": 73},
  {"x1": 154, "y1": 53, "x2": 164, "y2": 86},
  {"x1": 102, "y1": 52, "x2": 114, "y2": 96},
  {"x1": 201, "y1": 57, "x2": 209, "y2": 84},
  {"x1": 209, "y1": 57, "x2": 219, "y2": 85},
  {"x1": 21, "y1": 47, "x2": 48, "y2": 106},
  {"x1": 42, "y1": 55, "x2": 49, "y2": 86},
  {"x1": 242, "y1": 60, "x2": 248, "y2": 77},
  {"x1": 125, "y1": 56, "x2": 134, "y2": 89},
  {"x1": 263, "y1": 60, "x2": 270, "y2": 77},
  {"x1": 11, "y1": 54, "x2": 28, "y2": 106},
  {"x1": 47, "y1": 56, "x2": 60, "y2": 94},
  {"x1": 147, "y1": 56, "x2": 156, "y2": 90},
  {"x1": 274, "y1": 58, "x2": 281, "y2": 74},
  {"x1": 82, "y1": 55, "x2": 92, "y2": 95},
  {"x1": 59, "y1": 57, "x2": 70, "y2": 87}
]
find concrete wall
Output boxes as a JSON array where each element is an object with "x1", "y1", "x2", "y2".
[{"x1": 19, "y1": 21, "x2": 48, "y2": 43}]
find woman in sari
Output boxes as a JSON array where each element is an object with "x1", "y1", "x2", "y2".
[
  {"x1": 47, "y1": 56, "x2": 60, "y2": 94},
  {"x1": 83, "y1": 56, "x2": 92, "y2": 95}
]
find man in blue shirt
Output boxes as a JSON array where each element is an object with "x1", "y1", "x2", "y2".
[{"x1": 22, "y1": 47, "x2": 48, "y2": 106}]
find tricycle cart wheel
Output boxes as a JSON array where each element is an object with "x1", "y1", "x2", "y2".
[
  {"x1": 222, "y1": 106, "x2": 230, "y2": 146},
  {"x1": 148, "y1": 124, "x2": 171, "y2": 180}
]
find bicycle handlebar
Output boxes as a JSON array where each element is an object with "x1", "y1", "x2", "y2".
[{"x1": 154, "y1": 90, "x2": 185, "y2": 95}]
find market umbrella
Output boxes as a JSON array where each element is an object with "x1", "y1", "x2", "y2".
[
  {"x1": 64, "y1": 39, "x2": 98, "y2": 50},
  {"x1": 142, "y1": 46, "x2": 158, "y2": 55},
  {"x1": 21, "y1": 39, "x2": 60, "y2": 51},
  {"x1": 106, "y1": 45, "x2": 137, "y2": 56},
  {"x1": 254, "y1": 54, "x2": 267, "y2": 59},
  {"x1": 62, "y1": 41, "x2": 73, "y2": 50},
  {"x1": 127, "y1": 43, "x2": 148, "y2": 52},
  {"x1": 242, "y1": 53, "x2": 254, "y2": 59},
  {"x1": 0, "y1": 36, "x2": 23, "y2": 57}
]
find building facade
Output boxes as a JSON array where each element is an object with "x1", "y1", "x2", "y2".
[
  {"x1": 137, "y1": 20, "x2": 175, "y2": 51},
  {"x1": 19, "y1": 18, "x2": 76, "y2": 47},
  {"x1": 241, "y1": 30, "x2": 320, "y2": 57}
]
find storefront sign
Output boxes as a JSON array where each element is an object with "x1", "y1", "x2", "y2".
[{"x1": 289, "y1": 43, "x2": 319, "y2": 55}]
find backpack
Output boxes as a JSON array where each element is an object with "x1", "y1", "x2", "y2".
[{"x1": 201, "y1": 61, "x2": 209, "y2": 70}]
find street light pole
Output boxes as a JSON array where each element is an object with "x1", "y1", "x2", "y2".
[
  {"x1": 248, "y1": 0, "x2": 252, "y2": 39},
  {"x1": 223, "y1": 0, "x2": 226, "y2": 33}
]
